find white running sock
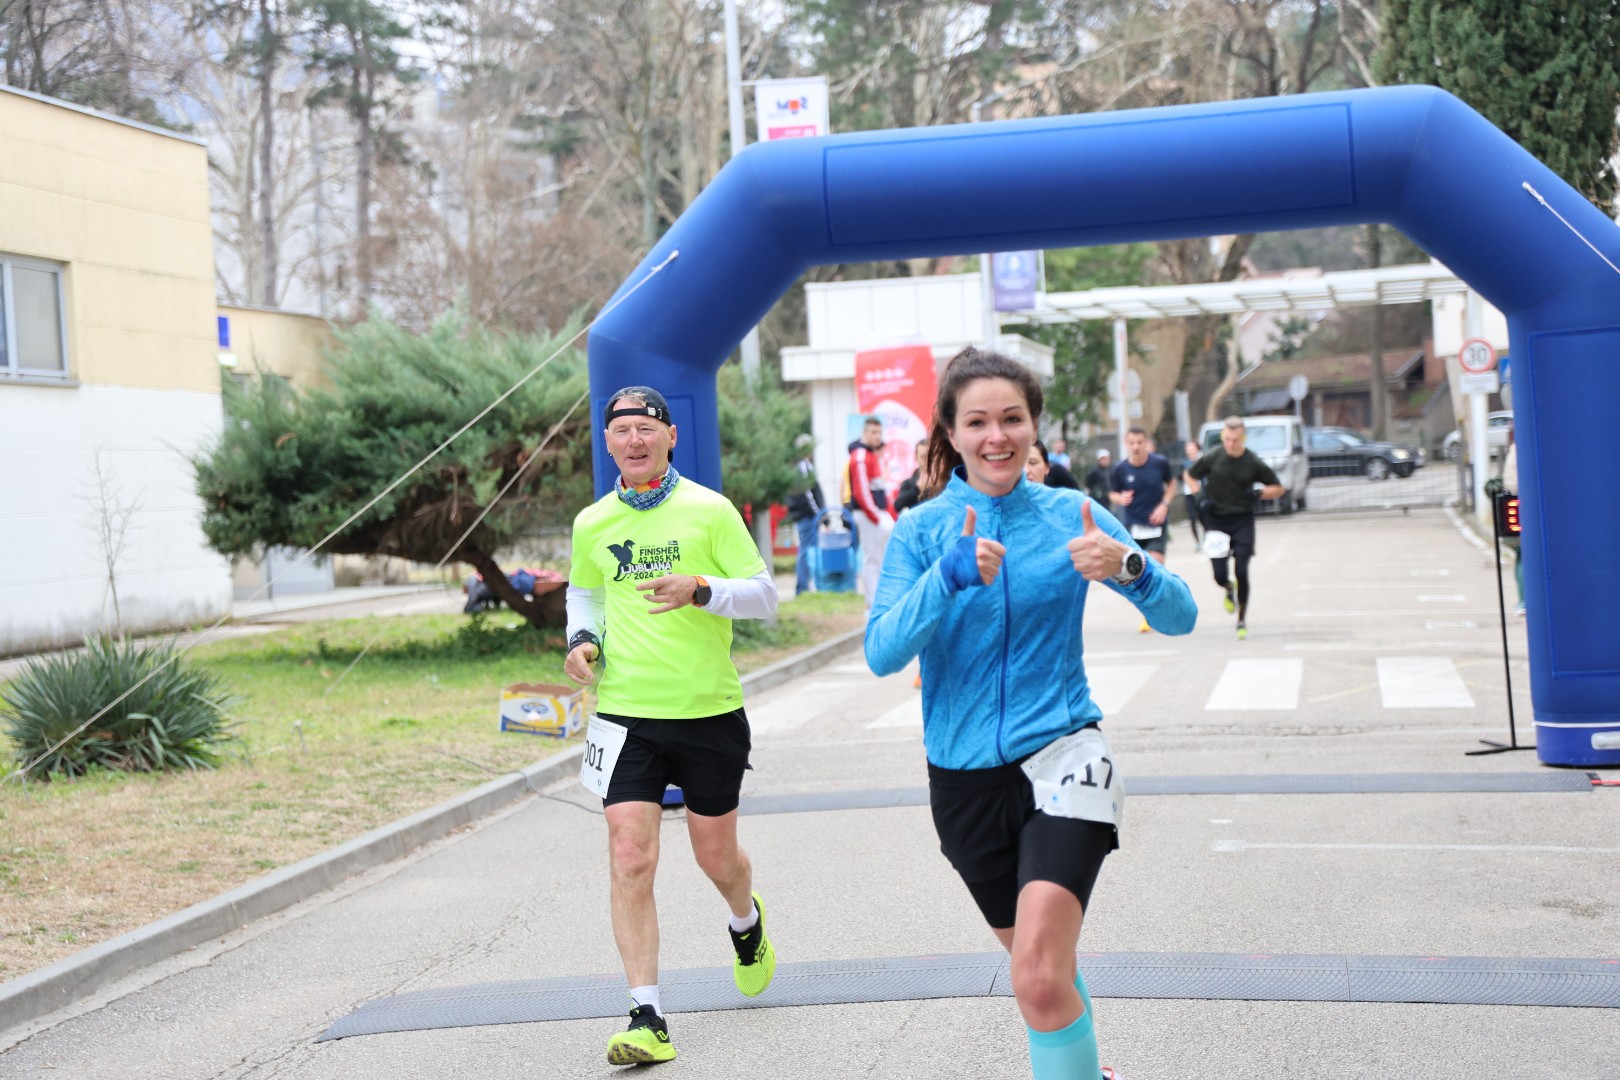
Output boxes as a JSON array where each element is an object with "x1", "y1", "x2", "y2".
[
  {"x1": 728, "y1": 902, "x2": 759, "y2": 933},
  {"x1": 630, "y1": 985, "x2": 661, "y2": 1015}
]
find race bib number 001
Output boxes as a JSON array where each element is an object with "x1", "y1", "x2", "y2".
[
  {"x1": 580, "y1": 715, "x2": 629, "y2": 799},
  {"x1": 1019, "y1": 727, "x2": 1125, "y2": 829}
]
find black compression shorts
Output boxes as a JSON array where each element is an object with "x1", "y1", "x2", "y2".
[{"x1": 927, "y1": 752, "x2": 1118, "y2": 930}]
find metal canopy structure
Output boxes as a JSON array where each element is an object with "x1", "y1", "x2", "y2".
[{"x1": 1016, "y1": 262, "x2": 1468, "y2": 324}]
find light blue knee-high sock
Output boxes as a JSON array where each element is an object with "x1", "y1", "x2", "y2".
[
  {"x1": 1027, "y1": 1007, "x2": 1101, "y2": 1080},
  {"x1": 1027, "y1": 967, "x2": 1103, "y2": 1080}
]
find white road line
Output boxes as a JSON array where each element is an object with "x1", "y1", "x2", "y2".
[
  {"x1": 1300, "y1": 583, "x2": 1454, "y2": 589},
  {"x1": 1213, "y1": 840, "x2": 1620, "y2": 855},
  {"x1": 827, "y1": 662, "x2": 873, "y2": 675},
  {"x1": 1294, "y1": 609, "x2": 1501, "y2": 617},
  {"x1": 865, "y1": 698, "x2": 922, "y2": 729},
  {"x1": 1416, "y1": 594, "x2": 1467, "y2": 602},
  {"x1": 1084, "y1": 649, "x2": 1181, "y2": 660},
  {"x1": 1377, "y1": 656, "x2": 1476, "y2": 709},
  {"x1": 1283, "y1": 642, "x2": 1505, "y2": 652},
  {"x1": 1086, "y1": 664, "x2": 1158, "y2": 715},
  {"x1": 1205, "y1": 659, "x2": 1302, "y2": 711},
  {"x1": 1424, "y1": 620, "x2": 1480, "y2": 630}
]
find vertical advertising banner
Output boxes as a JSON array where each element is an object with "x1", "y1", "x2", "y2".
[
  {"x1": 992, "y1": 251, "x2": 1040, "y2": 311},
  {"x1": 753, "y1": 76, "x2": 830, "y2": 142},
  {"x1": 854, "y1": 345, "x2": 939, "y2": 492}
]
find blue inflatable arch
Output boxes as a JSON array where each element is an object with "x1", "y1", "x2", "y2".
[{"x1": 588, "y1": 85, "x2": 1620, "y2": 765}]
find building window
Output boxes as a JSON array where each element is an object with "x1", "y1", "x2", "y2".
[{"x1": 1, "y1": 255, "x2": 69, "y2": 379}]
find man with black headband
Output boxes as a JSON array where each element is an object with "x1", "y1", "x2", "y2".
[{"x1": 565, "y1": 385, "x2": 781, "y2": 1066}]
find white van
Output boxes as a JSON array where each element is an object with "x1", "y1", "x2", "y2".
[{"x1": 1196, "y1": 415, "x2": 1309, "y2": 514}]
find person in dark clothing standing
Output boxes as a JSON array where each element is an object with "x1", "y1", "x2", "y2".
[
  {"x1": 1184, "y1": 417, "x2": 1284, "y2": 640},
  {"x1": 1083, "y1": 449, "x2": 1112, "y2": 506},
  {"x1": 787, "y1": 433, "x2": 826, "y2": 597},
  {"x1": 894, "y1": 438, "x2": 931, "y2": 514}
]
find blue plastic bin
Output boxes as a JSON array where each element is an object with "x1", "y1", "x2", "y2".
[{"x1": 813, "y1": 509, "x2": 858, "y2": 593}]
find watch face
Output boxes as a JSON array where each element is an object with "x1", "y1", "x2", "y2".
[{"x1": 1127, "y1": 552, "x2": 1144, "y2": 576}]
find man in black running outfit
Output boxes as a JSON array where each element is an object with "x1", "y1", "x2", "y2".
[{"x1": 1185, "y1": 416, "x2": 1284, "y2": 639}]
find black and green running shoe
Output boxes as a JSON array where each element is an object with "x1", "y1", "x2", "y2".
[
  {"x1": 729, "y1": 890, "x2": 777, "y2": 997},
  {"x1": 607, "y1": 1004, "x2": 676, "y2": 1066}
]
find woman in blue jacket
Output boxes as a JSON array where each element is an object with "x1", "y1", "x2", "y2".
[{"x1": 866, "y1": 348, "x2": 1197, "y2": 1080}]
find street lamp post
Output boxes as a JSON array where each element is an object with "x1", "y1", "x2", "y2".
[{"x1": 723, "y1": 0, "x2": 761, "y2": 385}]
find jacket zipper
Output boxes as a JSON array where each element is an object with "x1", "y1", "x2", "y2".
[{"x1": 995, "y1": 502, "x2": 1011, "y2": 764}]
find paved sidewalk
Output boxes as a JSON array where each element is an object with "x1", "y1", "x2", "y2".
[{"x1": 2, "y1": 510, "x2": 1616, "y2": 1078}]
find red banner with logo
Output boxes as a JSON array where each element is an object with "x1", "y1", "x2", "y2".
[{"x1": 854, "y1": 345, "x2": 938, "y2": 492}]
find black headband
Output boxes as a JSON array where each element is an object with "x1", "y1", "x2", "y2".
[{"x1": 605, "y1": 404, "x2": 669, "y2": 424}]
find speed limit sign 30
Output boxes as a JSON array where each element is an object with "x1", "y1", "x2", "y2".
[{"x1": 1459, "y1": 337, "x2": 1497, "y2": 373}]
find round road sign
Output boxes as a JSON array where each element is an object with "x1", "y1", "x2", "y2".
[{"x1": 1459, "y1": 337, "x2": 1497, "y2": 374}]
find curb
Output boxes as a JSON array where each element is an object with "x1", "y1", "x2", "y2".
[{"x1": 0, "y1": 625, "x2": 867, "y2": 1035}]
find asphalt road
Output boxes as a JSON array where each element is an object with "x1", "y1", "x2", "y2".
[{"x1": 3, "y1": 507, "x2": 1616, "y2": 1079}]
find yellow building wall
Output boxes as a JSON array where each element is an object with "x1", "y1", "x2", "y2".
[
  {"x1": 0, "y1": 87, "x2": 216, "y2": 392},
  {"x1": 218, "y1": 304, "x2": 335, "y2": 388}
]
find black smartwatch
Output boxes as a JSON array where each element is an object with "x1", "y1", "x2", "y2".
[
  {"x1": 692, "y1": 575, "x2": 712, "y2": 607},
  {"x1": 567, "y1": 630, "x2": 601, "y2": 657},
  {"x1": 1111, "y1": 551, "x2": 1146, "y2": 586}
]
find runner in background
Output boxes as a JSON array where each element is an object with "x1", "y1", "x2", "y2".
[
  {"x1": 1185, "y1": 416, "x2": 1284, "y2": 641},
  {"x1": 1109, "y1": 428, "x2": 1176, "y2": 634}
]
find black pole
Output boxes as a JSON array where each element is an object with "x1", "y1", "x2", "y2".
[{"x1": 1469, "y1": 491, "x2": 1532, "y2": 755}]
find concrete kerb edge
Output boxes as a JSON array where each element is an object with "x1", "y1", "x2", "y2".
[{"x1": 0, "y1": 623, "x2": 868, "y2": 1034}]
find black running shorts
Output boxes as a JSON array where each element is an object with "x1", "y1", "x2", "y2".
[
  {"x1": 598, "y1": 709, "x2": 751, "y2": 817},
  {"x1": 1136, "y1": 531, "x2": 1169, "y2": 555},
  {"x1": 1202, "y1": 509, "x2": 1256, "y2": 558},
  {"x1": 928, "y1": 752, "x2": 1118, "y2": 930}
]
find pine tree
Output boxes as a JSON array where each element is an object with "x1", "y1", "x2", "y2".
[
  {"x1": 194, "y1": 314, "x2": 594, "y2": 626},
  {"x1": 1376, "y1": 0, "x2": 1620, "y2": 208}
]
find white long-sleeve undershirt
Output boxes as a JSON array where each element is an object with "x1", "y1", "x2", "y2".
[{"x1": 565, "y1": 569, "x2": 779, "y2": 647}]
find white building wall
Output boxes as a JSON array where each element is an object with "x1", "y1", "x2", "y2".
[
  {"x1": 1, "y1": 384, "x2": 233, "y2": 653},
  {"x1": 1431, "y1": 289, "x2": 1510, "y2": 359}
]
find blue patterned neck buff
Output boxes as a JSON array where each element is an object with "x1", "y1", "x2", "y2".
[{"x1": 616, "y1": 463, "x2": 681, "y2": 511}]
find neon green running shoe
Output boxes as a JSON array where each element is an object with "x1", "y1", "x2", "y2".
[
  {"x1": 1236, "y1": 621, "x2": 1248, "y2": 641},
  {"x1": 729, "y1": 891, "x2": 777, "y2": 997},
  {"x1": 1222, "y1": 584, "x2": 1236, "y2": 614},
  {"x1": 607, "y1": 1004, "x2": 676, "y2": 1066}
]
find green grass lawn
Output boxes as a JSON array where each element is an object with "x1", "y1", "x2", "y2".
[{"x1": 0, "y1": 591, "x2": 863, "y2": 980}]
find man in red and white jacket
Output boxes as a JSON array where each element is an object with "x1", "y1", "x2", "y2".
[{"x1": 847, "y1": 416, "x2": 897, "y2": 607}]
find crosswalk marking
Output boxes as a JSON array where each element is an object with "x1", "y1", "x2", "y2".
[
  {"x1": 823, "y1": 656, "x2": 1481, "y2": 736},
  {"x1": 1086, "y1": 665, "x2": 1158, "y2": 715},
  {"x1": 1205, "y1": 659, "x2": 1303, "y2": 711},
  {"x1": 866, "y1": 698, "x2": 922, "y2": 729},
  {"x1": 1377, "y1": 657, "x2": 1475, "y2": 709}
]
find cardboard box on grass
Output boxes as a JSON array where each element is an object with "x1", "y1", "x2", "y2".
[{"x1": 500, "y1": 682, "x2": 585, "y2": 737}]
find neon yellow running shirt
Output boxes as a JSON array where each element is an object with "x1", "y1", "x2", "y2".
[{"x1": 569, "y1": 479, "x2": 767, "y2": 718}]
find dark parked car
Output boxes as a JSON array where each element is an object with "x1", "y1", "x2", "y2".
[{"x1": 1305, "y1": 427, "x2": 1424, "y2": 480}]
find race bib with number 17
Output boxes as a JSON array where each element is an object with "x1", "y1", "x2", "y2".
[{"x1": 1019, "y1": 726, "x2": 1125, "y2": 829}]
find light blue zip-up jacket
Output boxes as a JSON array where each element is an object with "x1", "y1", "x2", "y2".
[{"x1": 865, "y1": 469, "x2": 1198, "y2": 770}]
